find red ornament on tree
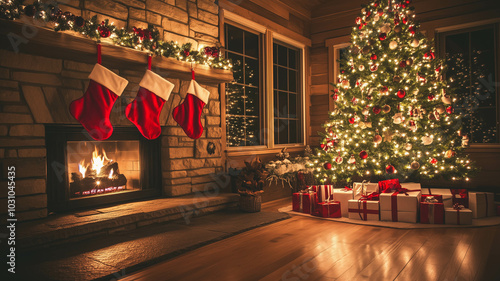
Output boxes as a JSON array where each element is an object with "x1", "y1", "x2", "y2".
[
  {"x1": 377, "y1": 8, "x2": 384, "y2": 16},
  {"x1": 399, "y1": 60, "x2": 407, "y2": 68},
  {"x1": 332, "y1": 94, "x2": 338, "y2": 101},
  {"x1": 386, "y1": 165, "x2": 395, "y2": 174},
  {"x1": 359, "y1": 151, "x2": 368, "y2": 159},
  {"x1": 446, "y1": 106, "x2": 453, "y2": 114},
  {"x1": 379, "y1": 33, "x2": 387, "y2": 40},
  {"x1": 428, "y1": 94, "x2": 435, "y2": 101},
  {"x1": 355, "y1": 17, "x2": 362, "y2": 24},
  {"x1": 397, "y1": 90, "x2": 406, "y2": 98},
  {"x1": 373, "y1": 106, "x2": 381, "y2": 114},
  {"x1": 380, "y1": 86, "x2": 389, "y2": 94},
  {"x1": 324, "y1": 162, "x2": 332, "y2": 170},
  {"x1": 371, "y1": 54, "x2": 377, "y2": 60},
  {"x1": 349, "y1": 117, "x2": 356, "y2": 124},
  {"x1": 409, "y1": 26, "x2": 416, "y2": 35},
  {"x1": 430, "y1": 158, "x2": 438, "y2": 164},
  {"x1": 370, "y1": 64, "x2": 379, "y2": 72},
  {"x1": 402, "y1": 16, "x2": 408, "y2": 24}
]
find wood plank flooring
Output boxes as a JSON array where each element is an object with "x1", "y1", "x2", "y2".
[{"x1": 121, "y1": 198, "x2": 500, "y2": 281}]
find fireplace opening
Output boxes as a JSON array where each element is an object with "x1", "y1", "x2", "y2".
[{"x1": 46, "y1": 126, "x2": 161, "y2": 212}]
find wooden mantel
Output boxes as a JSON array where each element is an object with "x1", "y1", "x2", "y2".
[{"x1": 0, "y1": 19, "x2": 234, "y2": 85}]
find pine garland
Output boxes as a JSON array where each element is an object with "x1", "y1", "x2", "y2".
[{"x1": 0, "y1": 0, "x2": 233, "y2": 69}]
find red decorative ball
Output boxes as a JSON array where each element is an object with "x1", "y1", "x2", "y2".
[
  {"x1": 183, "y1": 50, "x2": 190, "y2": 56},
  {"x1": 428, "y1": 94, "x2": 435, "y2": 101},
  {"x1": 370, "y1": 64, "x2": 379, "y2": 72},
  {"x1": 386, "y1": 165, "x2": 395, "y2": 174},
  {"x1": 373, "y1": 106, "x2": 381, "y2": 114},
  {"x1": 324, "y1": 162, "x2": 332, "y2": 170},
  {"x1": 394, "y1": 17, "x2": 400, "y2": 25},
  {"x1": 379, "y1": 33, "x2": 387, "y2": 41},
  {"x1": 397, "y1": 90, "x2": 406, "y2": 98},
  {"x1": 399, "y1": 60, "x2": 407, "y2": 68},
  {"x1": 355, "y1": 17, "x2": 362, "y2": 25},
  {"x1": 446, "y1": 106, "x2": 453, "y2": 114},
  {"x1": 349, "y1": 117, "x2": 356, "y2": 124},
  {"x1": 402, "y1": 17, "x2": 408, "y2": 24},
  {"x1": 74, "y1": 16, "x2": 85, "y2": 27},
  {"x1": 366, "y1": 11, "x2": 371, "y2": 17},
  {"x1": 409, "y1": 26, "x2": 416, "y2": 35},
  {"x1": 98, "y1": 26, "x2": 111, "y2": 38},
  {"x1": 430, "y1": 158, "x2": 438, "y2": 164},
  {"x1": 371, "y1": 54, "x2": 377, "y2": 60},
  {"x1": 332, "y1": 94, "x2": 338, "y2": 101},
  {"x1": 359, "y1": 151, "x2": 368, "y2": 159}
]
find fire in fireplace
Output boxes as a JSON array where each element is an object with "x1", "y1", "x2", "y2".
[{"x1": 46, "y1": 126, "x2": 161, "y2": 212}]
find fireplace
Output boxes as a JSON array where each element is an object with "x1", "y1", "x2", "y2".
[{"x1": 46, "y1": 126, "x2": 161, "y2": 212}]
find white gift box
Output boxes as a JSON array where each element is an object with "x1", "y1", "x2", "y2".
[
  {"x1": 348, "y1": 199, "x2": 379, "y2": 221},
  {"x1": 421, "y1": 188, "x2": 453, "y2": 208},
  {"x1": 309, "y1": 185, "x2": 334, "y2": 202},
  {"x1": 380, "y1": 190, "x2": 421, "y2": 223},
  {"x1": 400, "y1": 182, "x2": 421, "y2": 190},
  {"x1": 333, "y1": 188, "x2": 354, "y2": 217},
  {"x1": 445, "y1": 207, "x2": 472, "y2": 225},
  {"x1": 469, "y1": 192, "x2": 495, "y2": 218},
  {"x1": 353, "y1": 182, "x2": 379, "y2": 199}
]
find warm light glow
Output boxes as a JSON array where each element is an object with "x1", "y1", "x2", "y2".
[{"x1": 91, "y1": 146, "x2": 111, "y2": 175}]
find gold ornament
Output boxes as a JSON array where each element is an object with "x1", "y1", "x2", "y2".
[
  {"x1": 405, "y1": 143, "x2": 412, "y2": 150},
  {"x1": 410, "y1": 161, "x2": 420, "y2": 170},
  {"x1": 383, "y1": 130, "x2": 395, "y2": 142},
  {"x1": 382, "y1": 104, "x2": 391, "y2": 113},
  {"x1": 373, "y1": 134, "x2": 382, "y2": 144},
  {"x1": 445, "y1": 150, "x2": 455, "y2": 158}
]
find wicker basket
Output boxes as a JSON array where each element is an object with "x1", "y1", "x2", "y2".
[{"x1": 239, "y1": 193, "x2": 262, "y2": 212}]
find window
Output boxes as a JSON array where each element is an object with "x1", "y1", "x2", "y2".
[
  {"x1": 224, "y1": 16, "x2": 305, "y2": 149},
  {"x1": 273, "y1": 42, "x2": 302, "y2": 144},
  {"x1": 441, "y1": 25, "x2": 499, "y2": 143},
  {"x1": 225, "y1": 24, "x2": 262, "y2": 147}
]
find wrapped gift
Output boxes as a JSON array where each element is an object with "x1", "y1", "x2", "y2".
[
  {"x1": 380, "y1": 187, "x2": 421, "y2": 223},
  {"x1": 309, "y1": 185, "x2": 334, "y2": 203},
  {"x1": 469, "y1": 192, "x2": 495, "y2": 218},
  {"x1": 353, "y1": 181, "x2": 379, "y2": 199},
  {"x1": 422, "y1": 188, "x2": 453, "y2": 208},
  {"x1": 445, "y1": 204, "x2": 472, "y2": 225},
  {"x1": 348, "y1": 199, "x2": 379, "y2": 221},
  {"x1": 332, "y1": 187, "x2": 354, "y2": 217},
  {"x1": 400, "y1": 182, "x2": 422, "y2": 191},
  {"x1": 315, "y1": 200, "x2": 341, "y2": 218},
  {"x1": 292, "y1": 191, "x2": 317, "y2": 214},
  {"x1": 420, "y1": 197, "x2": 444, "y2": 224},
  {"x1": 450, "y1": 189, "x2": 469, "y2": 208},
  {"x1": 378, "y1": 179, "x2": 401, "y2": 193}
]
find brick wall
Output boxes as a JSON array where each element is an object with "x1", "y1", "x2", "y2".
[{"x1": 0, "y1": 0, "x2": 224, "y2": 221}]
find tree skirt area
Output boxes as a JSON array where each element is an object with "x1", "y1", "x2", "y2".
[{"x1": 279, "y1": 205, "x2": 500, "y2": 229}]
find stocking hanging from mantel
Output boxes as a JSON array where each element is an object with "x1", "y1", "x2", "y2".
[
  {"x1": 126, "y1": 55, "x2": 174, "y2": 140},
  {"x1": 70, "y1": 43, "x2": 128, "y2": 140},
  {"x1": 172, "y1": 69, "x2": 210, "y2": 139}
]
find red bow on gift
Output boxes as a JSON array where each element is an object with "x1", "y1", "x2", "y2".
[
  {"x1": 361, "y1": 192, "x2": 379, "y2": 201},
  {"x1": 379, "y1": 179, "x2": 402, "y2": 193},
  {"x1": 451, "y1": 189, "x2": 467, "y2": 198},
  {"x1": 343, "y1": 186, "x2": 352, "y2": 191}
]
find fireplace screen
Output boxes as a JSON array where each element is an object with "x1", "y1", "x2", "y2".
[{"x1": 67, "y1": 141, "x2": 141, "y2": 198}]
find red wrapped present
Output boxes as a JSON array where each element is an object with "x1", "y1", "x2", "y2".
[
  {"x1": 378, "y1": 179, "x2": 401, "y2": 193},
  {"x1": 421, "y1": 194, "x2": 443, "y2": 203},
  {"x1": 315, "y1": 201, "x2": 341, "y2": 218},
  {"x1": 309, "y1": 185, "x2": 334, "y2": 202},
  {"x1": 450, "y1": 189, "x2": 469, "y2": 208},
  {"x1": 420, "y1": 196, "x2": 444, "y2": 224},
  {"x1": 292, "y1": 191, "x2": 317, "y2": 214}
]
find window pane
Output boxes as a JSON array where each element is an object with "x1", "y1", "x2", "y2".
[
  {"x1": 273, "y1": 43, "x2": 278, "y2": 64},
  {"x1": 274, "y1": 119, "x2": 279, "y2": 144},
  {"x1": 278, "y1": 119, "x2": 289, "y2": 144},
  {"x1": 471, "y1": 28, "x2": 496, "y2": 108},
  {"x1": 245, "y1": 31, "x2": 259, "y2": 58},
  {"x1": 289, "y1": 93, "x2": 297, "y2": 118},
  {"x1": 227, "y1": 52, "x2": 243, "y2": 84},
  {"x1": 289, "y1": 120, "x2": 298, "y2": 144},
  {"x1": 273, "y1": 90, "x2": 279, "y2": 117},
  {"x1": 245, "y1": 87, "x2": 259, "y2": 116},
  {"x1": 226, "y1": 116, "x2": 245, "y2": 147},
  {"x1": 470, "y1": 108, "x2": 497, "y2": 143},
  {"x1": 226, "y1": 25, "x2": 243, "y2": 53},
  {"x1": 273, "y1": 65, "x2": 278, "y2": 88},
  {"x1": 278, "y1": 67, "x2": 287, "y2": 91},
  {"x1": 278, "y1": 91, "x2": 288, "y2": 117},
  {"x1": 289, "y1": 69, "x2": 297, "y2": 93},
  {"x1": 226, "y1": 84, "x2": 244, "y2": 115},
  {"x1": 278, "y1": 44, "x2": 287, "y2": 67},
  {"x1": 245, "y1": 57, "x2": 259, "y2": 87},
  {"x1": 289, "y1": 49, "x2": 297, "y2": 69},
  {"x1": 245, "y1": 117, "x2": 260, "y2": 146}
]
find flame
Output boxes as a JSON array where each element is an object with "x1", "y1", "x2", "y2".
[
  {"x1": 91, "y1": 146, "x2": 110, "y2": 175},
  {"x1": 79, "y1": 160, "x2": 87, "y2": 178},
  {"x1": 108, "y1": 168, "x2": 114, "y2": 179}
]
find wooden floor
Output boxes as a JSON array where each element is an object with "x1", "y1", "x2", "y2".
[{"x1": 122, "y1": 198, "x2": 500, "y2": 281}]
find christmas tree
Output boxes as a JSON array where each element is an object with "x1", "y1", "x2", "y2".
[{"x1": 312, "y1": 0, "x2": 476, "y2": 185}]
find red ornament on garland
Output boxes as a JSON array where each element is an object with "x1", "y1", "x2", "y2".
[
  {"x1": 183, "y1": 50, "x2": 190, "y2": 57},
  {"x1": 373, "y1": 106, "x2": 381, "y2": 114},
  {"x1": 74, "y1": 16, "x2": 85, "y2": 27},
  {"x1": 379, "y1": 33, "x2": 387, "y2": 41},
  {"x1": 324, "y1": 162, "x2": 332, "y2": 170},
  {"x1": 359, "y1": 151, "x2": 368, "y2": 159},
  {"x1": 98, "y1": 24, "x2": 111, "y2": 38},
  {"x1": 386, "y1": 165, "x2": 395, "y2": 174},
  {"x1": 397, "y1": 90, "x2": 406, "y2": 98}
]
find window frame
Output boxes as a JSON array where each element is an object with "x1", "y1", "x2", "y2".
[
  {"x1": 222, "y1": 10, "x2": 307, "y2": 153},
  {"x1": 437, "y1": 21, "x2": 500, "y2": 146}
]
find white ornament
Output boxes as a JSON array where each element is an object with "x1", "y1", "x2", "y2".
[
  {"x1": 405, "y1": 143, "x2": 412, "y2": 150},
  {"x1": 462, "y1": 135, "x2": 469, "y2": 147},
  {"x1": 392, "y1": 113, "x2": 404, "y2": 124},
  {"x1": 359, "y1": 64, "x2": 365, "y2": 71},
  {"x1": 362, "y1": 108, "x2": 370, "y2": 116},
  {"x1": 380, "y1": 23, "x2": 391, "y2": 33},
  {"x1": 389, "y1": 41, "x2": 398, "y2": 50},
  {"x1": 410, "y1": 39, "x2": 419, "y2": 48},
  {"x1": 348, "y1": 155, "x2": 356, "y2": 164},
  {"x1": 374, "y1": 14, "x2": 380, "y2": 21},
  {"x1": 421, "y1": 135, "x2": 434, "y2": 145},
  {"x1": 442, "y1": 95, "x2": 452, "y2": 104},
  {"x1": 335, "y1": 156, "x2": 343, "y2": 164}
]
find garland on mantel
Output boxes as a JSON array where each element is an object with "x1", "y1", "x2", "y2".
[{"x1": 0, "y1": 0, "x2": 233, "y2": 70}]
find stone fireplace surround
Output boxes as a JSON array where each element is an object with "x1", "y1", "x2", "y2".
[{"x1": 0, "y1": 0, "x2": 233, "y2": 222}]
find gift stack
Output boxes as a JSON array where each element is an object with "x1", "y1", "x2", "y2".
[
  {"x1": 380, "y1": 180, "x2": 421, "y2": 223},
  {"x1": 347, "y1": 181, "x2": 380, "y2": 221},
  {"x1": 421, "y1": 188, "x2": 453, "y2": 208},
  {"x1": 445, "y1": 204, "x2": 472, "y2": 225},
  {"x1": 469, "y1": 192, "x2": 495, "y2": 218},
  {"x1": 332, "y1": 186, "x2": 353, "y2": 217}
]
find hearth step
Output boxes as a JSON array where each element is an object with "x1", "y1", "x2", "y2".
[{"x1": 17, "y1": 193, "x2": 239, "y2": 251}]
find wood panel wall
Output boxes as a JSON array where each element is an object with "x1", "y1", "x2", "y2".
[{"x1": 309, "y1": 0, "x2": 500, "y2": 188}]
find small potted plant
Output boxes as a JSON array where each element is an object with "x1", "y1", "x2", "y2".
[{"x1": 237, "y1": 157, "x2": 268, "y2": 212}]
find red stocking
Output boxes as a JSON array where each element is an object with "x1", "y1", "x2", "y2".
[
  {"x1": 172, "y1": 79, "x2": 210, "y2": 139},
  {"x1": 126, "y1": 70, "x2": 174, "y2": 140},
  {"x1": 70, "y1": 64, "x2": 128, "y2": 140}
]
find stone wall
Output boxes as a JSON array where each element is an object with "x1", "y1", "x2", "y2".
[{"x1": 0, "y1": 0, "x2": 224, "y2": 221}]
